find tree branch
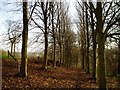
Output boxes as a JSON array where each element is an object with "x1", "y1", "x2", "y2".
[{"x1": 28, "y1": 2, "x2": 37, "y2": 22}]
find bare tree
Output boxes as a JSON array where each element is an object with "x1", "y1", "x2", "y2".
[
  {"x1": 20, "y1": 0, "x2": 28, "y2": 77},
  {"x1": 89, "y1": 1, "x2": 120, "y2": 88},
  {"x1": 89, "y1": 2, "x2": 97, "y2": 80},
  {"x1": 84, "y1": 2, "x2": 90, "y2": 74},
  {"x1": 31, "y1": 1, "x2": 51, "y2": 69},
  {"x1": 6, "y1": 20, "x2": 22, "y2": 57}
]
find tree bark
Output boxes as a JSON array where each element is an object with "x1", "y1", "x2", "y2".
[
  {"x1": 11, "y1": 43, "x2": 13, "y2": 55},
  {"x1": 118, "y1": 38, "x2": 120, "y2": 74},
  {"x1": 41, "y1": 2, "x2": 49, "y2": 69},
  {"x1": 85, "y1": 3, "x2": 90, "y2": 74},
  {"x1": 43, "y1": 20, "x2": 48, "y2": 69},
  {"x1": 51, "y1": 2, "x2": 56, "y2": 67},
  {"x1": 13, "y1": 35, "x2": 16, "y2": 57},
  {"x1": 96, "y1": 2, "x2": 106, "y2": 89},
  {"x1": 81, "y1": 41, "x2": 85, "y2": 70},
  {"x1": 20, "y1": 0, "x2": 28, "y2": 77},
  {"x1": 90, "y1": 7, "x2": 97, "y2": 80},
  {"x1": 81, "y1": 4, "x2": 85, "y2": 70}
]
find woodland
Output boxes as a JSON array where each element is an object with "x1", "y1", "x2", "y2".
[{"x1": 1, "y1": 0, "x2": 120, "y2": 89}]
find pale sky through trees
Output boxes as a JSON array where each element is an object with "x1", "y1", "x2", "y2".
[
  {"x1": 0, "y1": 0, "x2": 77, "y2": 53},
  {"x1": 0, "y1": 0, "x2": 118, "y2": 52}
]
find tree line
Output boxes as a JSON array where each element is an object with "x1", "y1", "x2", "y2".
[{"x1": 4, "y1": 0, "x2": 120, "y2": 89}]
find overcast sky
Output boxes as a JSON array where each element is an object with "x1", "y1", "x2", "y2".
[
  {"x1": 0, "y1": 0, "x2": 118, "y2": 52},
  {"x1": 0, "y1": 0, "x2": 77, "y2": 53}
]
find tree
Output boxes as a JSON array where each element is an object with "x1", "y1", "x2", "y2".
[
  {"x1": 41, "y1": 2, "x2": 49, "y2": 69},
  {"x1": 55, "y1": 2, "x2": 70, "y2": 66},
  {"x1": 31, "y1": 1, "x2": 56, "y2": 69},
  {"x1": 118, "y1": 38, "x2": 120, "y2": 74},
  {"x1": 6, "y1": 20, "x2": 22, "y2": 57},
  {"x1": 89, "y1": 4, "x2": 97, "y2": 80},
  {"x1": 50, "y1": 2, "x2": 56, "y2": 67},
  {"x1": 20, "y1": 0, "x2": 28, "y2": 77},
  {"x1": 95, "y1": 2, "x2": 106, "y2": 88},
  {"x1": 76, "y1": 0, "x2": 120, "y2": 88},
  {"x1": 89, "y1": 1, "x2": 120, "y2": 88},
  {"x1": 85, "y1": 2, "x2": 90, "y2": 74},
  {"x1": 76, "y1": 1, "x2": 86, "y2": 70},
  {"x1": 49, "y1": 2, "x2": 59, "y2": 67}
]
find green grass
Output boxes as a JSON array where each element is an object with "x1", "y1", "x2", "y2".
[{"x1": 0, "y1": 50, "x2": 18, "y2": 60}]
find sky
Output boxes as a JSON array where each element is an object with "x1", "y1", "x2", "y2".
[
  {"x1": 0, "y1": 0, "x2": 119, "y2": 52},
  {"x1": 0, "y1": 0, "x2": 77, "y2": 53},
  {"x1": 0, "y1": 0, "x2": 22, "y2": 51}
]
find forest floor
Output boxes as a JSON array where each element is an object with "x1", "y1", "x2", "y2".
[{"x1": 2, "y1": 59, "x2": 118, "y2": 89}]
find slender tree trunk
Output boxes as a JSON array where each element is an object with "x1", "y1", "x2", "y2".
[
  {"x1": 59, "y1": 36, "x2": 62, "y2": 65},
  {"x1": 41, "y1": 2, "x2": 48, "y2": 69},
  {"x1": 118, "y1": 38, "x2": 120, "y2": 74},
  {"x1": 84, "y1": 32, "x2": 87, "y2": 72},
  {"x1": 11, "y1": 43, "x2": 13, "y2": 55},
  {"x1": 92, "y1": 31, "x2": 97, "y2": 80},
  {"x1": 58, "y1": 6, "x2": 62, "y2": 66},
  {"x1": 81, "y1": 42, "x2": 85, "y2": 70},
  {"x1": 20, "y1": 0, "x2": 28, "y2": 77},
  {"x1": 62, "y1": 43, "x2": 65, "y2": 66},
  {"x1": 117, "y1": 38, "x2": 120, "y2": 88},
  {"x1": 59, "y1": 44, "x2": 62, "y2": 65},
  {"x1": 96, "y1": 2, "x2": 106, "y2": 89},
  {"x1": 85, "y1": 3, "x2": 90, "y2": 74},
  {"x1": 43, "y1": 23, "x2": 48, "y2": 69},
  {"x1": 13, "y1": 36, "x2": 16, "y2": 57},
  {"x1": 51, "y1": 3, "x2": 56, "y2": 67},
  {"x1": 53, "y1": 37, "x2": 56, "y2": 67},
  {"x1": 82, "y1": 4, "x2": 86, "y2": 71},
  {"x1": 90, "y1": 8, "x2": 97, "y2": 80},
  {"x1": 58, "y1": 21, "x2": 62, "y2": 66}
]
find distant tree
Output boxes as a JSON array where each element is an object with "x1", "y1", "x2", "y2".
[
  {"x1": 49, "y1": 2, "x2": 59, "y2": 67},
  {"x1": 31, "y1": 1, "x2": 51, "y2": 69},
  {"x1": 6, "y1": 20, "x2": 22, "y2": 57},
  {"x1": 55, "y1": 2, "x2": 70, "y2": 66},
  {"x1": 84, "y1": 2, "x2": 90, "y2": 74}
]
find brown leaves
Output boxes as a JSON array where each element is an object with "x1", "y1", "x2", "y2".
[{"x1": 2, "y1": 60, "x2": 117, "y2": 88}]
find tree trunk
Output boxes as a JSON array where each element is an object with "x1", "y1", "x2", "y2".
[
  {"x1": 92, "y1": 31, "x2": 97, "y2": 80},
  {"x1": 20, "y1": 0, "x2": 28, "y2": 77},
  {"x1": 118, "y1": 38, "x2": 120, "y2": 74},
  {"x1": 85, "y1": 3, "x2": 90, "y2": 74},
  {"x1": 13, "y1": 36, "x2": 16, "y2": 57},
  {"x1": 82, "y1": 4, "x2": 86, "y2": 71},
  {"x1": 41, "y1": 2, "x2": 48, "y2": 69},
  {"x1": 90, "y1": 7, "x2": 97, "y2": 80},
  {"x1": 81, "y1": 42, "x2": 85, "y2": 70},
  {"x1": 59, "y1": 44, "x2": 62, "y2": 65},
  {"x1": 51, "y1": 3, "x2": 56, "y2": 67},
  {"x1": 43, "y1": 25, "x2": 48, "y2": 69},
  {"x1": 96, "y1": 2, "x2": 106, "y2": 89},
  {"x1": 97, "y1": 33, "x2": 106, "y2": 89},
  {"x1": 53, "y1": 37, "x2": 56, "y2": 67},
  {"x1": 11, "y1": 43, "x2": 13, "y2": 55},
  {"x1": 43, "y1": 11, "x2": 48, "y2": 69}
]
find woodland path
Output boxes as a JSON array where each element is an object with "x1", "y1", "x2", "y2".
[{"x1": 2, "y1": 59, "x2": 116, "y2": 89}]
